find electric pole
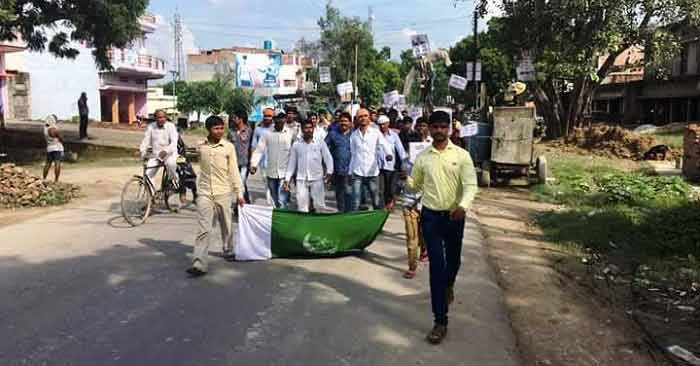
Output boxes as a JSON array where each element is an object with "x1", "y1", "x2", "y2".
[{"x1": 472, "y1": 9, "x2": 479, "y2": 111}]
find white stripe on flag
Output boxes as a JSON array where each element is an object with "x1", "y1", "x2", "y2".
[{"x1": 235, "y1": 205, "x2": 273, "y2": 261}]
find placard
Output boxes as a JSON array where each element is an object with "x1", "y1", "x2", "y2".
[
  {"x1": 409, "y1": 142, "x2": 432, "y2": 163},
  {"x1": 410, "y1": 34, "x2": 431, "y2": 58},
  {"x1": 448, "y1": 74, "x2": 468, "y2": 90},
  {"x1": 383, "y1": 90, "x2": 400, "y2": 107},
  {"x1": 466, "y1": 62, "x2": 482, "y2": 82},
  {"x1": 460, "y1": 123, "x2": 479, "y2": 137},
  {"x1": 336, "y1": 81, "x2": 353, "y2": 96},
  {"x1": 319, "y1": 66, "x2": 331, "y2": 83}
]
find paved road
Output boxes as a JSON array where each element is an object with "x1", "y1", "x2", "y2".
[{"x1": 0, "y1": 174, "x2": 519, "y2": 365}]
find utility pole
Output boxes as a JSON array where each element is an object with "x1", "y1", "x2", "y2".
[
  {"x1": 472, "y1": 9, "x2": 479, "y2": 111},
  {"x1": 354, "y1": 43, "x2": 359, "y2": 104}
]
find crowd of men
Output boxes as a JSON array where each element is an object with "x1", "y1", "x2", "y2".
[{"x1": 140, "y1": 105, "x2": 478, "y2": 345}]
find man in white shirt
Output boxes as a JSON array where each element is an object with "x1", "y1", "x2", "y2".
[
  {"x1": 377, "y1": 115, "x2": 409, "y2": 208},
  {"x1": 250, "y1": 112, "x2": 294, "y2": 209},
  {"x1": 252, "y1": 107, "x2": 275, "y2": 205},
  {"x1": 139, "y1": 110, "x2": 179, "y2": 186},
  {"x1": 295, "y1": 113, "x2": 327, "y2": 144},
  {"x1": 285, "y1": 106, "x2": 301, "y2": 141},
  {"x1": 349, "y1": 108, "x2": 394, "y2": 211},
  {"x1": 284, "y1": 120, "x2": 334, "y2": 213}
]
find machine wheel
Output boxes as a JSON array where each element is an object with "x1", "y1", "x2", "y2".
[
  {"x1": 536, "y1": 156, "x2": 548, "y2": 184},
  {"x1": 478, "y1": 161, "x2": 491, "y2": 187}
]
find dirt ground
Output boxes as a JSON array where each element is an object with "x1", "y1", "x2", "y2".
[
  {"x1": 474, "y1": 186, "x2": 669, "y2": 366},
  {"x1": 0, "y1": 162, "x2": 137, "y2": 228}
]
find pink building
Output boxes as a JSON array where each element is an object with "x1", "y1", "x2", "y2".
[
  {"x1": 0, "y1": 38, "x2": 26, "y2": 120},
  {"x1": 100, "y1": 14, "x2": 166, "y2": 124}
]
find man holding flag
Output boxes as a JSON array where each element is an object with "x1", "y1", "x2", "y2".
[{"x1": 404, "y1": 110, "x2": 478, "y2": 345}]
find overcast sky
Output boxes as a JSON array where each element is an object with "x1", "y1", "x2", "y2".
[{"x1": 145, "y1": 0, "x2": 499, "y2": 63}]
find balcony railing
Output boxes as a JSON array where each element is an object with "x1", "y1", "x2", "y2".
[{"x1": 107, "y1": 49, "x2": 166, "y2": 74}]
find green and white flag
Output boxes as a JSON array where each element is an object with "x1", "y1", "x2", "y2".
[{"x1": 235, "y1": 205, "x2": 389, "y2": 261}]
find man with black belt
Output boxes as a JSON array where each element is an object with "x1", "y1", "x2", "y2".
[{"x1": 404, "y1": 110, "x2": 478, "y2": 345}]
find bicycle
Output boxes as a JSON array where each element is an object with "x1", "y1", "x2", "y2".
[{"x1": 120, "y1": 157, "x2": 183, "y2": 227}]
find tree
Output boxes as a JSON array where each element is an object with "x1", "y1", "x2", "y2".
[
  {"x1": 160, "y1": 80, "x2": 188, "y2": 96},
  {"x1": 472, "y1": 0, "x2": 700, "y2": 137},
  {"x1": 0, "y1": 0, "x2": 149, "y2": 70}
]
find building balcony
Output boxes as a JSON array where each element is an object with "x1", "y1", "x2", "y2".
[
  {"x1": 107, "y1": 48, "x2": 167, "y2": 79},
  {"x1": 139, "y1": 13, "x2": 158, "y2": 33},
  {"x1": 0, "y1": 38, "x2": 26, "y2": 53}
]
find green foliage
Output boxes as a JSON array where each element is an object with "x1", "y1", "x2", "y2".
[
  {"x1": 532, "y1": 154, "x2": 699, "y2": 260},
  {"x1": 160, "y1": 81, "x2": 188, "y2": 96},
  {"x1": 0, "y1": 0, "x2": 149, "y2": 70},
  {"x1": 176, "y1": 74, "x2": 258, "y2": 120}
]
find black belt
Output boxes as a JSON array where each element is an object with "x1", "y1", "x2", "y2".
[{"x1": 422, "y1": 207, "x2": 451, "y2": 217}]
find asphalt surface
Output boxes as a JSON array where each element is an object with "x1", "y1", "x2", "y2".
[{"x1": 0, "y1": 172, "x2": 519, "y2": 366}]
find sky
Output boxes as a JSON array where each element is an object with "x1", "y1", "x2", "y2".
[{"x1": 145, "y1": 0, "x2": 500, "y2": 65}]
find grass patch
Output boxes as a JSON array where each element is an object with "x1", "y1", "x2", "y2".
[
  {"x1": 651, "y1": 130, "x2": 683, "y2": 149},
  {"x1": 532, "y1": 154, "x2": 698, "y2": 265}
]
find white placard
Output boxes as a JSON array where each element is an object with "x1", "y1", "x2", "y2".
[
  {"x1": 411, "y1": 34, "x2": 431, "y2": 58},
  {"x1": 466, "y1": 62, "x2": 482, "y2": 82},
  {"x1": 319, "y1": 66, "x2": 331, "y2": 83},
  {"x1": 448, "y1": 74, "x2": 468, "y2": 90},
  {"x1": 460, "y1": 123, "x2": 479, "y2": 137},
  {"x1": 336, "y1": 81, "x2": 353, "y2": 96},
  {"x1": 409, "y1": 142, "x2": 432, "y2": 163},
  {"x1": 397, "y1": 95, "x2": 407, "y2": 110},
  {"x1": 383, "y1": 90, "x2": 399, "y2": 107},
  {"x1": 516, "y1": 55, "x2": 535, "y2": 81}
]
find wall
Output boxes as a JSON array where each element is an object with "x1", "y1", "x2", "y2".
[{"x1": 6, "y1": 44, "x2": 100, "y2": 121}]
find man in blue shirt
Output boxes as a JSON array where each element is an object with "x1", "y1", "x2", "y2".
[{"x1": 324, "y1": 112, "x2": 353, "y2": 212}]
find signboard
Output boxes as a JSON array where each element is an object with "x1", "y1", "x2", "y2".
[
  {"x1": 409, "y1": 142, "x2": 432, "y2": 163},
  {"x1": 236, "y1": 53, "x2": 282, "y2": 88},
  {"x1": 448, "y1": 74, "x2": 468, "y2": 90},
  {"x1": 460, "y1": 123, "x2": 479, "y2": 137},
  {"x1": 516, "y1": 57, "x2": 536, "y2": 81},
  {"x1": 336, "y1": 81, "x2": 353, "y2": 96},
  {"x1": 411, "y1": 34, "x2": 431, "y2": 58},
  {"x1": 383, "y1": 90, "x2": 400, "y2": 107},
  {"x1": 466, "y1": 62, "x2": 482, "y2": 82},
  {"x1": 319, "y1": 66, "x2": 331, "y2": 83}
]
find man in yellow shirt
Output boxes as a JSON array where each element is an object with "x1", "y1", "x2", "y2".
[
  {"x1": 404, "y1": 110, "x2": 478, "y2": 344},
  {"x1": 187, "y1": 116, "x2": 246, "y2": 277}
]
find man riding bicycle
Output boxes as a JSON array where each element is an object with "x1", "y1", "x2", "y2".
[{"x1": 139, "y1": 110, "x2": 179, "y2": 187}]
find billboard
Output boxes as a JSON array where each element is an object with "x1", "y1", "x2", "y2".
[{"x1": 236, "y1": 53, "x2": 282, "y2": 88}]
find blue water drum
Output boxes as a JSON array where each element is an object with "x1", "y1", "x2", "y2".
[{"x1": 464, "y1": 122, "x2": 493, "y2": 164}]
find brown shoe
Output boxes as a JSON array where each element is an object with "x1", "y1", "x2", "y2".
[
  {"x1": 426, "y1": 324, "x2": 447, "y2": 344},
  {"x1": 447, "y1": 285, "x2": 454, "y2": 305}
]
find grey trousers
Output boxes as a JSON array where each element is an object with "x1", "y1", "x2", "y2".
[{"x1": 192, "y1": 193, "x2": 233, "y2": 272}]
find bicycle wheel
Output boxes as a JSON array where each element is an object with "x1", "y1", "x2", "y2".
[
  {"x1": 163, "y1": 183, "x2": 182, "y2": 213},
  {"x1": 121, "y1": 177, "x2": 152, "y2": 226}
]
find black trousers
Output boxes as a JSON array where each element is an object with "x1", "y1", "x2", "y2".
[
  {"x1": 79, "y1": 115, "x2": 88, "y2": 139},
  {"x1": 380, "y1": 169, "x2": 399, "y2": 205}
]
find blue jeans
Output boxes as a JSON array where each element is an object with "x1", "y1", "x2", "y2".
[
  {"x1": 332, "y1": 173, "x2": 352, "y2": 212},
  {"x1": 351, "y1": 175, "x2": 380, "y2": 211},
  {"x1": 266, "y1": 177, "x2": 289, "y2": 209},
  {"x1": 421, "y1": 207, "x2": 466, "y2": 326}
]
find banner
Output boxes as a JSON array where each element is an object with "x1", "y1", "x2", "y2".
[
  {"x1": 448, "y1": 74, "x2": 468, "y2": 90},
  {"x1": 235, "y1": 205, "x2": 389, "y2": 261},
  {"x1": 236, "y1": 53, "x2": 282, "y2": 88}
]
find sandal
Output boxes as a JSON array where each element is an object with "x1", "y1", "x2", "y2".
[
  {"x1": 403, "y1": 269, "x2": 416, "y2": 279},
  {"x1": 426, "y1": 324, "x2": 447, "y2": 344},
  {"x1": 419, "y1": 250, "x2": 429, "y2": 263}
]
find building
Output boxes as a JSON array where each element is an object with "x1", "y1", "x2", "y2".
[
  {"x1": 5, "y1": 13, "x2": 166, "y2": 123},
  {"x1": 100, "y1": 14, "x2": 167, "y2": 124},
  {"x1": 147, "y1": 87, "x2": 178, "y2": 116},
  {"x1": 186, "y1": 43, "x2": 314, "y2": 120},
  {"x1": 591, "y1": 46, "x2": 645, "y2": 123},
  {"x1": 0, "y1": 38, "x2": 27, "y2": 121},
  {"x1": 592, "y1": 23, "x2": 700, "y2": 125}
]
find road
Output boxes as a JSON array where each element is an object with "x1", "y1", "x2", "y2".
[{"x1": 0, "y1": 173, "x2": 519, "y2": 365}]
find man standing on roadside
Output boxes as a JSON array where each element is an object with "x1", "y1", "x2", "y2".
[
  {"x1": 325, "y1": 112, "x2": 353, "y2": 212},
  {"x1": 404, "y1": 110, "x2": 478, "y2": 344},
  {"x1": 43, "y1": 117, "x2": 64, "y2": 182},
  {"x1": 77, "y1": 92, "x2": 89, "y2": 140},
  {"x1": 228, "y1": 110, "x2": 252, "y2": 203},
  {"x1": 349, "y1": 108, "x2": 394, "y2": 211},
  {"x1": 285, "y1": 120, "x2": 333, "y2": 213},
  {"x1": 251, "y1": 113, "x2": 294, "y2": 209},
  {"x1": 377, "y1": 115, "x2": 408, "y2": 208},
  {"x1": 187, "y1": 116, "x2": 246, "y2": 277}
]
